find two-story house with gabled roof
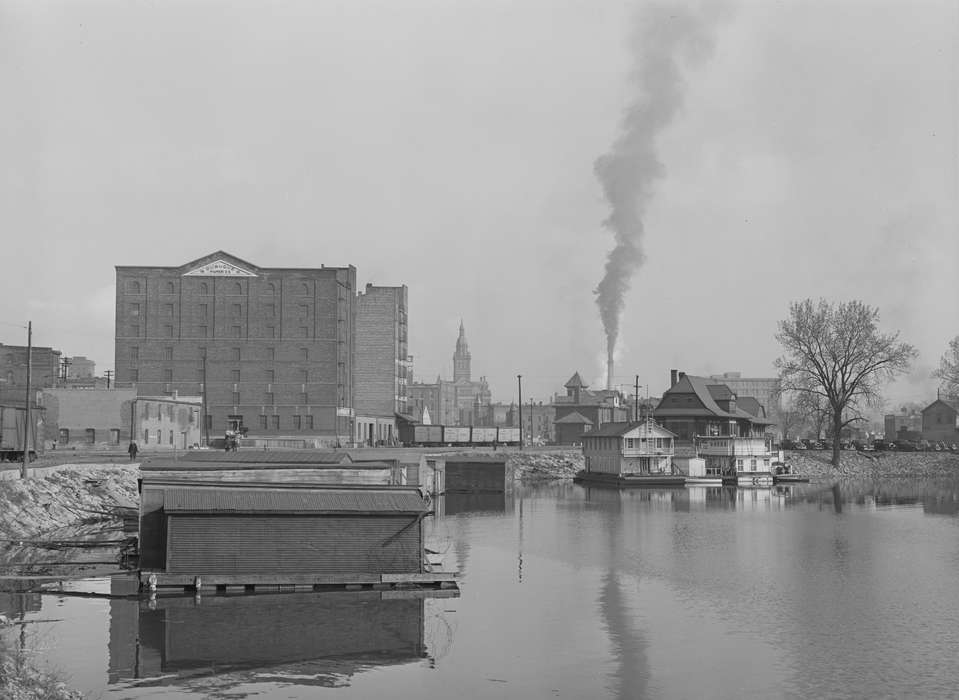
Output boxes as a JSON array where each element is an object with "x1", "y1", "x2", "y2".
[{"x1": 553, "y1": 372, "x2": 629, "y2": 445}]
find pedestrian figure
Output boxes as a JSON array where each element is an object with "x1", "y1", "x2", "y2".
[{"x1": 128, "y1": 441, "x2": 138, "y2": 461}]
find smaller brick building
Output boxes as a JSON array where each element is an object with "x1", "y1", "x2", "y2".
[{"x1": 41, "y1": 387, "x2": 201, "y2": 450}]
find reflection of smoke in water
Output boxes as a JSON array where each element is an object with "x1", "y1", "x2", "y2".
[{"x1": 594, "y1": 2, "x2": 725, "y2": 384}]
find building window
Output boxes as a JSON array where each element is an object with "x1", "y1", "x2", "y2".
[
  {"x1": 164, "y1": 303, "x2": 174, "y2": 316},
  {"x1": 143, "y1": 429, "x2": 149, "y2": 444},
  {"x1": 299, "y1": 282, "x2": 310, "y2": 295},
  {"x1": 231, "y1": 369, "x2": 240, "y2": 382},
  {"x1": 232, "y1": 303, "x2": 242, "y2": 315},
  {"x1": 301, "y1": 370, "x2": 308, "y2": 383},
  {"x1": 164, "y1": 325, "x2": 174, "y2": 337},
  {"x1": 165, "y1": 281, "x2": 175, "y2": 294},
  {"x1": 233, "y1": 282, "x2": 243, "y2": 294},
  {"x1": 259, "y1": 414, "x2": 267, "y2": 429},
  {"x1": 265, "y1": 392, "x2": 274, "y2": 405},
  {"x1": 156, "y1": 429, "x2": 161, "y2": 444},
  {"x1": 232, "y1": 391, "x2": 240, "y2": 405},
  {"x1": 129, "y1": 303, "x2": 140, "y2": 317},
  {"x1": 271, "y1": 415, "x2": 280, "y2": 430},
  {"x1": 196, "y1": 368, "x2": 204, "y2": 381},
  {"x1": 293, "y1": 415, "x2": 302, "y2": 430},
  {"x1": 265, "y1": 283, "x2": 276, "y2": 295},
  {"x1": 199, "y1": 282, "x2": 209, "y2": 295},
  {"x1": 127, "y1": 280, "x2": 140, "y2": 294},
  {"x1": 204, "y1": 415, "x2": 213, "y2": 430},
  {"x1": 299, "y1": 326, "x2": 309, "y2": 338},
  {"x1": 130, "y1": 346, "x2": 139, "y2": 361},
  {"x1": 300, "y1": 348, "x2": 309, "y2": 360},
  {"x1": 198, "y1": 303, "x2": 208, "y2": 318},
  {"x1": 86, "y1": 428, "x2": 96, "y2": 444},
  {"x1": 231, "y1": 347, "x2": 241, "y2": 361},
  {"x1": 297, "y1": 302, "x2": 310, "y2": 316},
  {"x1": 266, "y1": 347, "x2": 275, "y2": 361},
  {"x1": 264, "y1": 303, "x2": 275, "y2": 316},
  {"x1": 110, "y1": 429, "x2": 120, "y2": 445},
  {"x1": 130, "y1": 368, "x2": 139, "y2": 382},
  {"x1": 168, "y1": 405, "x2": 174, "y2": 419},
  {"x1": 306, "y1": 415, "x2": 314, "y2": 430},
  {"x1": 164, "y1": 368, "x2": 173, "y2": 382},
  {"x1": 265, "y1": 369, "x2": 275, "y2": 382},
  {"x1": 163, "y1": 347, "x2": 173, "y2": 361},
  {"x1": 300, "y1": 392, "x2": 308, "y2": 405},
  {"x1": 231, "y1": 325, "x2": 242, "y2": 338},
  {"x1": 267, "y1": 326, "x2": 276, "y2": 338},
  {"x1": 169, "y1": 430, "x2": 174, "y2": 445}
]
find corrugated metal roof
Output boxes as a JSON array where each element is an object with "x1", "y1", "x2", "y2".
[
  {"x1": 143, "y1": 450, "x2": 354, "y2": 467},
  {"x1": 163, "y1": 487, "x2": 428, "y2": 514}
]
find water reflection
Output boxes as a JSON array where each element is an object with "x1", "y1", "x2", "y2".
[
  {"x1": 783, "y1": 478, "x2": 959, "y2": 516},
  {"x1": 108, "y1": 589, "x2": 447, "y2": 691}
]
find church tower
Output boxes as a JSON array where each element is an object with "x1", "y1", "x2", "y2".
[{"x1": 453, "y1": 320, "x2": 471, "y2": 382}]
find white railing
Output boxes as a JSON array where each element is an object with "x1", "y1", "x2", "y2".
[{"x1": 695, "y1": 437, "x2": 773, "y2": 457}]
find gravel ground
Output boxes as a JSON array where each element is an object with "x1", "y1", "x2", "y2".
[{"x1": 786, "y1": 450, "x2": 959, "y2": 481}]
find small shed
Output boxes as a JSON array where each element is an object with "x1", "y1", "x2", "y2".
[
  {"x1": 139, "y1": 483, "x2": 429, "y2": 578},
  {"x1": 442, "y1": 454, "x2": 512, "y2": 493}
]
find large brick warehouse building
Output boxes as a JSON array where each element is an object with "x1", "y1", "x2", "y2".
[{"x1": 115, "y1": 251, "x2": 362, "y2": 446}]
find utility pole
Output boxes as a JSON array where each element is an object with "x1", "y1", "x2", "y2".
[
  {"x1": 201, "y1": 349, "x2": 210, "y2": 446},
  {"x1": 104, "y1": 370, "x2": 113, "y2": 389},
  {"x1": 634, "y1": 375, "x2": 640, "y2": 422},
  {"x1": 529, "y1": 397, "x2": 534, "y2": 446},
  {"x1": 517, "y1": 374, "x2": 523, "y2": 450},
  {"x1": 21, "y1": 321, "x2": 32, "y2": 479}
]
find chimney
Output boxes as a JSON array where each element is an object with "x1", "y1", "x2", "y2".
[
  {"x1": 606, "y1": 349, "x2": 614, "y2": 391},
  {"x1": 670, "y1": 369, "x2": 678, "y2": 387}
]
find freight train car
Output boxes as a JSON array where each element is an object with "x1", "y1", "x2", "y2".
[
  {"x1": 0, "y1": 402, "x2": 41, "y2": 461},
  {"x1": 398, "y1": 423, "x2": 521, "y2": 447}
]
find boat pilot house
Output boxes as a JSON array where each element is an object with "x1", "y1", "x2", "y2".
[
  {"x1": 139, "y1": 483, "x2": 430, "y2": 585},
  {"x1": 580, "y1": 421, "x2": 676, "y2": 477}
]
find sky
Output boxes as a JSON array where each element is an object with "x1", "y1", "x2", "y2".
[{"x1": 2, "y1": 0, "x2": 957, "y2": 409}]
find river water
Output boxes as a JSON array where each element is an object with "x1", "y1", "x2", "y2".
[{"x1": 3, "y1": 478, "x2": 958, "y2": 699}]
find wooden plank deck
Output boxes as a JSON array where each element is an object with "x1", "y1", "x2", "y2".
[{"x1": 140, "y1": 570, "x2": 459, "y2": 592}]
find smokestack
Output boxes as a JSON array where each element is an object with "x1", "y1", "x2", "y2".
[
  {"x1": 670, "y1": 369, "x2": 678, "y2": 387},
  {"x1": 607, "y1": 349, "x2": 614, "y2": 391}
]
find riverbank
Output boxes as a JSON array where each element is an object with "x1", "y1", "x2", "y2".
[{"x1": 787, "y1": 450, "x2": 959, "y2": 481}]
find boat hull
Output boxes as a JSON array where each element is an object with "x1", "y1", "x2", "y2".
[{"x1": 573, "y1": 470, "x2": 687, "y2": 488}]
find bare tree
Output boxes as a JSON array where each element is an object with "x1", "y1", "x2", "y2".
[
  {"x1": 933, "y1": 335, "x2": 959, "y2": 398},
  {"x1": 775, "y1": 299, "x2": 917, "y2": 467}
]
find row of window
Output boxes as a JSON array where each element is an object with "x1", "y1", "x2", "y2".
[
  {"x1": 229, "y1": 392, "x2": 312, "y2": 405},
  {"x1": 254, "y1": 414, "x2": 315, "y2": 430},
  {"x1": 130, "y1": 368, "x2": 313, "y2": 383},
  {"x1": 125, "y1": 281, "x2": 315, "y2": 296},
  {"x1": 126, "y1": 324, "x2": 314, "y2": 338},
  {"x1": 130, "y1": 347, "x2": 312, "y2": 362},
  {"x1": 128, "y1": 302, "x2": 314, "y2": 317}
]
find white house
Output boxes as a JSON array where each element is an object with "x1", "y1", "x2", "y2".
[{"x1": 580, "y1": 421, "x2": 676, "y2": 477}]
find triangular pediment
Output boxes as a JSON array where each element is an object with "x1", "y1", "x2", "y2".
[{"x1": 181, "y1": 251, "x2": 258, "y2": 277}]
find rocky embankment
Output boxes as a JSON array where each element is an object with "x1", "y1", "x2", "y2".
[
  {"x1": 0, "y1": 465, "x2": 139, "y2": 539},
  {"x1": 787, "y1": 450, "x2": 959, "y2": 481},
  {"x1": 509, "y1": 450, "x2": 584, "y2": 480}
]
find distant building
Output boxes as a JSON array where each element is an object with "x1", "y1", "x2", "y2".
[
  {"x1": 41, "y1": 387, "x2": 201, "y2": 449},
  {"x1": 0, "y1": 343, "x2": 61, "y2": 389},
  {"x1": 653, "y1": 371, "x2": 773, "y2": 442},
  {"x1": 884, "y1": 411, "x2": 922, "y2": 441},
  {"x1": 552, "y1": 372, "x2": 628, "y2": 445},
  {"x1": 354, "y1": 284, "x2": 410, "y2": 445},
  {"x1": 921, "y1": 399, "x2": 959, "y2": 445},
  {"x1": 708, "y1": 372, "x2": 782, "y2": 436},
  {"x1": 67, "y1": 356, "x2": 96, "y2": 379},
  {"x1": 114, "y1": 251, "x2": 356, "y2": 447},
  {"x1": 407, "y1": 322, "x2": 491, "y2": 426}
]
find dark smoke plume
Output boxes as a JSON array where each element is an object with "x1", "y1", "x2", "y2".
[{"x1": 595, "y1": 3, "x2": 721, "y2": 375}]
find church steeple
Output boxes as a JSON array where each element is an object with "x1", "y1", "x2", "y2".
[{"x1": 453, "y1": 320, "x2": 471, "y2": 382}]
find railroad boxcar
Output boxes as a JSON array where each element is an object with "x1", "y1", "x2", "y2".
[{"x1": 0, "y1": 402, "x2": 41, "y2": 461}]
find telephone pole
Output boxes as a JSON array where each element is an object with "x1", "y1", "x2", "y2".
[
  {"x1": 21, "y1": 321, "x2": 32, "y2": 479},
  {"x1": 529, "y1": 397, "x2": 534, "y2": 446},
  {"x1": 104, "y1": 370, "x2": 113, "y2": 389},
  {"x1": 517, "y1": 374, "x2": 523, "y2": 450}
]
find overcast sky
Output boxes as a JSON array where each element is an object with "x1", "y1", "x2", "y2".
[{"x1": 2, "y1": 0, "x2": 957, "y2": 407}]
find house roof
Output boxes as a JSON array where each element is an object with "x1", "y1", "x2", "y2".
[
  {"x1": 735, "y1": 396, "x2": 766, "y2": 419},
  {"x1": 555, "y1": 411, "x2": 594, "y2": 425},
  {"x1": 706, "y1": 384, "x2": 735, "y2": 401},
  {"x1": 582, "y1": 420, "x2": 677, "y2": 438},
  {"x1": 656, "y1": 374, "x2": 772, "y2": 424},
  {"x1": 922, "y1": 399, "x2": 959, "y2": 414},
  {"x1": 163, "y1": 487, "x2": 429, "y2": 515},
  {"x1": 564, "y1": 372, "x2": 587, "y2": 389}
]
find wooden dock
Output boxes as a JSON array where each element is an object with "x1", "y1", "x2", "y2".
[
  {"x1": 140, "y1": 570, "x2": 459, "y2": 593},
  {"x1": 573, "y1": 470, "x2": 688, "y2": 488}
]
